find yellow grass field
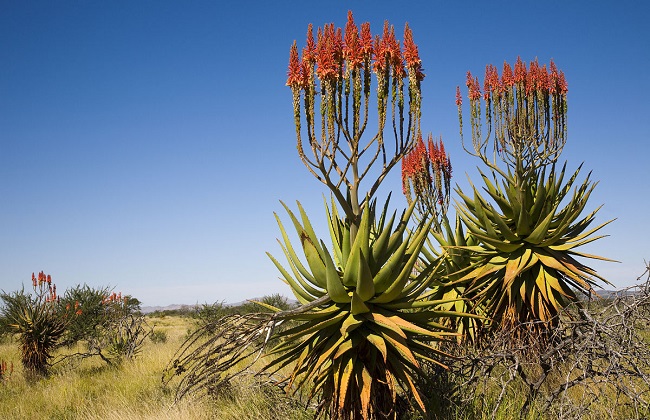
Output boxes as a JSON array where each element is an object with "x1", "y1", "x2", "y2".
[{"x1": 0, "y1": 315, "x2": 311, "y2": 420}]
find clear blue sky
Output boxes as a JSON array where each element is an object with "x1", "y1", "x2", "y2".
[{"x1": 1, "y1": 1, "x2": 648, "y2": 306}]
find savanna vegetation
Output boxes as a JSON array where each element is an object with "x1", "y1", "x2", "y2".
[{"x1": 2, "y1": 10, "x2": 649, "y2": 420}]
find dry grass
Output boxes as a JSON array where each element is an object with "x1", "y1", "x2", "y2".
[
  {"x1": 0, "y1": 315, "x2": 310, "y2": 420},
  {"x1": 1, "y1": 288, "x2": 648, "y2": 420}
]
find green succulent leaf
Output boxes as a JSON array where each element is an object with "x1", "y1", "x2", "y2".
[{"x1": 323, "y1": 241, "x2": 351, "y2": 304}]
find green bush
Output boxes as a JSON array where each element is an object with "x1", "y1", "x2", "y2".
[
  {"x1": 58, "y1": 285, "x2": 142, "y2": 346},
  {"x1": 149, "y1": 329, "x2": 168, "y2": 344}
]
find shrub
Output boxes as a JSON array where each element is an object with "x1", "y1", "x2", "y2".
[
  {"x1": 58, "y1": 284, "x2": 111, "y2": 346},
  {"x1": 95, "y1": 313, "x2": 151, "y2": 363},
  {"x1": 73, "y1": 290, "x2": 149, "y2": 365},
  {"x1": 150, "y1": 329, "x2": 168, "y2": 344}
]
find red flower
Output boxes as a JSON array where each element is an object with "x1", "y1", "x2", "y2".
[
  {"x1": 502, "y1": 62, "x2": 514, "y2": 88},
  {"x1": 343, "y1": 11, "x2": 363, "y2": 69},
  {"x1": 455, "y1": 86, "x2": 462, "y2": 106},
  {"x1": 514, "y1": 56, "x2": 527, "y2": 84},
  {"x1": 359, "y1": 22, "x2": 373, "y2": 58},
  {"x1": 403, "y1": 23, "x2": 424, "y2": 81},
  {"x1": 316, "y1": 24, "x2": 340, "y2": 81},
  {"x1": 549, "y1": 60, "x2": 568, "y2": 94},
  {"x1": 401, "y1": 134, "x2": 428, "y2": 191},
  {"x1": 558, "y1": 70, "x2": 568, "y2": 94},
  {"x1": 286, "y1": 41, "x2": 303, "y2": 88},
  {"x1": 402, "y1": 23, "x2": 419, "y2": 68},
  {"x1": 526, "y1": 59, "x2": 539, "y2": 95},
  {"x1": 302, "y1": 24, "x2": 316, "y2": 64},
  {"x1": 484, "y1": 64, "x2": 501, "y2": 99},
  {"x1": 373, "y1": 21, "x2": 400, "y2": 73},
  {"x1": 466, "y1": 71, "x2": 481, "y2": 101},
  {"x1": 537, "y1": 64, "x2": 549, "y2": 92}
]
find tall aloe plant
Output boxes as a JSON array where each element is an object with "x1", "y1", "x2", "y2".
[
  {"x1": 451, "y1": 58, "x2": 613, "y2": 332},
  {"x1": 270, "y1": 12, "x2": 462, "y2": 419},
  {"x1": 165, "y1": 12, "x2": 464, "y2": 419}
]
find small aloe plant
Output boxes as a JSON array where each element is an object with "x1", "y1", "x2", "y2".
[{"x1": 0, "y1": 272, "x2": 77, "y2": 376}]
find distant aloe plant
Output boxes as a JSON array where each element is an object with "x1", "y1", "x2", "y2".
[{"x1": 0, "y1": 272, "x2": 74, "y2": 376}]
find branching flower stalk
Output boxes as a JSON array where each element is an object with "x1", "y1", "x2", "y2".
[
  {"x1": 458, "y1": 57, "x2": 568, "y2": 182},
  {"x1": 401, "y1": 133, "x2": 452, "y2": 223},
  {"x1": 287, "y1": 11, "x2": 424, "y2": 241}
]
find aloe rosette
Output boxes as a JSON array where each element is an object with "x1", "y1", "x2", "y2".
[
  {"x1": 453, "y1": 164, "x2": 613, "y2": 329},
  {"x1": 0, "y1": 272, "x2": 70, "y2": 375},
  {"x1": 419, "y1": 215, "x2": 487, "y2": 342},
  {"x1": 265, "y1": 197, "x2": 462, "y2": 418}
]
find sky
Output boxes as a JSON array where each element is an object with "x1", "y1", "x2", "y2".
[{"x1": 1, "y1": 1, "x2": 649, "y2": 306}]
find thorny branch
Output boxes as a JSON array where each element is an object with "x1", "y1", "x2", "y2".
[
  {"x1": 438, "y1": 262, "x2": 650, "y2": 419},
  {"x1": 162, "y1": 295, "x2": 330, "y2": 402}
]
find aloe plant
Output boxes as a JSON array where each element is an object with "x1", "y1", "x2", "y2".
[
  {"x1": 400, "y1": 134, "x2": 485, "y2": 341},
  {"x1": 0, "y1": 272, "x2": 70, "y2": 376},
  {"x1": 266, "y1": 197, "x2": 460, "y2": 418},
  {"x1": 455, "y1": 164, "x2": 612, "y2": 329},
  {"x1": 419, "y1": 215, "x2": 486, "y2": 342},
  {"x1": 451, "y1": 59, "x2": 613, "y2": 332},
  {"x1": 165, "y1": 13, "x2": 465, "y2": 419},
  {"x1": 269, "y1": 13, "x2": 470, "y2": 418}
]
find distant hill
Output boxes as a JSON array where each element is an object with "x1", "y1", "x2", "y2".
[
  {"x1": 140, "y1": 304, "x2": 195, "y2": 314},
  {"x1": 142, "y1": 292, "x2": 641, "y2": 315},
  {"x1": 141, "y1": 297, "x2": 298, "y2": 314}
]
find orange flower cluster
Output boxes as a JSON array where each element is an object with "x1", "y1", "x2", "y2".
[
  {"x1": 32, "y1": 271, "x2": 51, "y2": 287},
  {"x1": 32, "y1": 271, "x2": 59, "y2": 303},
  {"x1": 286, "y1": 11, "x2": 423, "y2": 89},
  {"x1": 402, "y1": 137, "x2": 428, "y2": 191},
  {"x1": 103, "y1": 291, "x2": 127, "y2": 305},
  {"x1": 65, "y1": 301, "x2": 83, "y2": 316},
  {"x1": 466, "y1": 72, "x2": 481, "y2": 101},
  {"x1": 455, "y1": 86, "x2": 463, "y2": 106},
  {"x1": 402, "y1": 134, "x2": 452, "y2": 210},
  {"x1": 465, "y1": 57, "x2": 567, "y2": 104},
  {"x1": 459, "y1": 57, "x2": 569, "y2": 170},
  {"x1": 45, "y1": 283, "x2": 57, "y2": 303}
]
